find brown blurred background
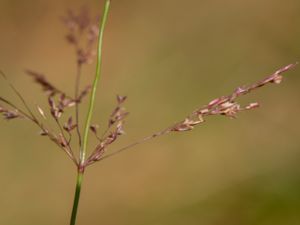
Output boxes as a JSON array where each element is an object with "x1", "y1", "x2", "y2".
[{"x1": 1, "y1": 0, "x2": 300, "y2": 225}]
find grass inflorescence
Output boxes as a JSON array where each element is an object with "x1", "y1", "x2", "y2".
[{"x1": 0, "y1": 1, "x2": 297, "y2": 224}]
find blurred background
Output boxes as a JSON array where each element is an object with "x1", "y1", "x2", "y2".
[{"x1": 0, "y1": 0, "x2": 300, "y2": 224}]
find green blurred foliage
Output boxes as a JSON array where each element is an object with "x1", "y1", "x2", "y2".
[{"x1": 0, "y1": 0, "x2": 300, "y2": 224}]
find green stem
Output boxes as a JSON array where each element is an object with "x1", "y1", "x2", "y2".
[
  {"x1": 70, "y1": 170, "x2": 84, "y2": 225},
  {"x1": 69, "y1": 1, "x2": 111, "y2": 225},
  {"x1": 80, "y1": 0, "x2": 111, "y2": 164}
]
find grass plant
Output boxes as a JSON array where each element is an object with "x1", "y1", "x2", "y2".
[{"x1": 0, "y1": 1, "x2": 297, "y2": 224}]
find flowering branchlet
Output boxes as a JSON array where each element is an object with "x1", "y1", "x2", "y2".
[
  {"x1": 0, "y1": 107, "x2": 21, "y2": 120},
  {"x1": 62, "y1": 7, "x2": 99, "y2": 65},
  {"x1": 97, "y1": 63, "x2": 297, "y2": 162},
  {"x1": 85, "y1": 95, "x2": 128, "y2": 166},
  {"x1": 171, "y1": 63, "x2": 297, "y2": 132}
]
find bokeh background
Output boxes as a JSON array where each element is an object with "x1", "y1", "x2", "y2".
[{"x1": 1, "y1": 0, "x2": 300, "y2": 225}]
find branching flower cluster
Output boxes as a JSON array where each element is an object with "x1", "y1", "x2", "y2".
[
  {"x1": 0, "y1": 3, "x2": 297, "y2": 225},
  {"x1": 0, "y1": 8, "x2": 297, "y2": 169}
]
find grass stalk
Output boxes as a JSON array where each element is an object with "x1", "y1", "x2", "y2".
[
  {"x1": 69, "y1": 1, "x2": 111, "y2": 225},
  {"x1": 70, "y1": 170, "x2": 84, "y2": 225},
  {"x1": 80, "y1": 0, "x2": 111, "y2": 164}
]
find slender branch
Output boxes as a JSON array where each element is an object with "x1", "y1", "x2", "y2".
[
  {"x1": 88, "y1": 127, "x2": 171, "y2": 165},
  {"x1": 99, "y1": 126, "x2": 110, "y2": 142},
  {"x1": 55, "y1": 118, "x2": 77, "y2": 163},
  {"x1": 75, "y1": 64, "x2": 82, "y2": 147},
  {"x1": 0, "y1": 70, "x2": 38, "y2": 122},
  {"x1": 55, "y1": 118, "x2": 68, "y2": 141},
  {"x1": 0, "y1": 96, "x2": 35, "y2": 122},
  {"x1": 80, "y1": 0, "x2": 111, "y2": 164},
  {"x1": 89, "y1": 63, "x2": 298, "y2": 164},
  {"x1": 91, "y1": 130, "x2": 102, "y2": 142},
  {"x1": 68, "y1": 132, "x2": 73, "y2": 145}
]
